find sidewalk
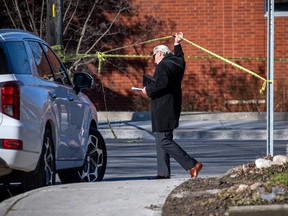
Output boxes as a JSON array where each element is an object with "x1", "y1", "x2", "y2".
[
  {"x1": 98, "y1": 112, "x2": 288, "y2": 140},
  {"x1": 0, "y1": 179, "x2": 186, "y2": 216}
]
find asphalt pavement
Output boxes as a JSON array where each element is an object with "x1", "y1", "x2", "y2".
[{"x1": 0, "y1": 112, "x2": 288, "y2": 216}]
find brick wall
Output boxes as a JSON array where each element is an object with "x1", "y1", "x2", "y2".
[{"x1": 88, "y1": 0, "x2": 288, "y2": 112}]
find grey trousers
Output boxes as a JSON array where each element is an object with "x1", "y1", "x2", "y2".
[{"x1": 155, "y1": 131, "x2": 197, "y2": 176}]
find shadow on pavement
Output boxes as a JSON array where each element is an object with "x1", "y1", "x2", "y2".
[
  {"x1": 103, "y1": 176, "x2": 154, "y2": 181},
  {"x1": 0, "y1": 183, "x2": 22, "y2": 202}
]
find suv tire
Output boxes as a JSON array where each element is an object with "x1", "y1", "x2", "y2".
[
  {"x1": 22, "y1": 128, "x2": 55, "y2": 191},
  {"x1": 58, "y1": 128, "x2": 107, "y2": 183}
]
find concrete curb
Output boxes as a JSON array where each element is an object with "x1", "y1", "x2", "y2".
[
  {"x1": 228, "y1": 204, "x2": 288, "y2": 216},
  {"x1": 97, "y1": 111, "x2": 288, "y2": 122},
  {"x1": 98, "y1": 128, "x2": 288, "y2": 140}
]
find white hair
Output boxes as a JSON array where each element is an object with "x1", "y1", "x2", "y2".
[{"x1": 153, "y1": 45, "x2": 171, "y2": 56}]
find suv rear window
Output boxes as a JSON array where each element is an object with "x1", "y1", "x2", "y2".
[{"x1": 0, "y1": 42, "x2": 31, "y2": 75}]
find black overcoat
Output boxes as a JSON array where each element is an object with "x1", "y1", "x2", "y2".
[{"x1": 146, "y1": 44, "x2": 185, "y2": 132}]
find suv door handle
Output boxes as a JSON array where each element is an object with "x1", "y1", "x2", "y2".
[
  {"x1": 67, "y1": 96, "x2": 74, "y2": 101},
  {"x1": 49, "y1": 92, "x2": 57, "y2": 99}
]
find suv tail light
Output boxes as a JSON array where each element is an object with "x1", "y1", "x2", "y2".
[
  {"x1": 3, "y1": 139, "x2": 23, "y2": 150},
  {"x1": 1, "y1": 81, "x2": 22, "y2": 120}
]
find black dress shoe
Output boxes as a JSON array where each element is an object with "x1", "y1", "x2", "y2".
[{"x1": 148, "y1": 176, "x2": 170, "y2": 180}]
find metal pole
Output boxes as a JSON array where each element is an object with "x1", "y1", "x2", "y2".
[{"x1": 267, "y1": 0, "x2": 274, "y2": 156}]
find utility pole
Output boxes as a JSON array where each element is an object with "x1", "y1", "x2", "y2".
[
  {"x1": 267, "y1": 0, "x2": 274, "y2": 156},
  {"x1": 46, "y1": 0, "x2": 63, "y2": 46}
]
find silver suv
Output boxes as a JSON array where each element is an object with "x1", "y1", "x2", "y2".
[{"x1": 0, "y1": 29, "x2": 107, "y2": 191}]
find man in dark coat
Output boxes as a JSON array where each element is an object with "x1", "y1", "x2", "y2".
[{"x1": 142, "y1": 32, "x2": 202, "y2": 179}]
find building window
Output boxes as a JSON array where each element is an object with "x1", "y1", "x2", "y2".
[{"x1": 265, "y1": 0, "x2": 288, "y2": 16}]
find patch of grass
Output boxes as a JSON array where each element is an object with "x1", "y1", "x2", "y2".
[{"x1": 268, "y1": 172, "x2": 288, "y2": 187}]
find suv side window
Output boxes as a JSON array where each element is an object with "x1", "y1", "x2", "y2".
[
  {"x1": 42, "y1": 45, "x2": 71, "y2": 86},
  {"x1": 28, "y1": 41, "x2": 54, "y2": 81},
  {"x1": 4, "y1": 42, "x2": 31, "y2": 74}
]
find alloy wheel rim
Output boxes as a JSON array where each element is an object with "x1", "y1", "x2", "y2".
[
  {"x1": 44, "y1": 136, "x2": 54, "y2": 185},
  {"x1": 79, "y1": 134, "x2": 103, "y2": 182}
]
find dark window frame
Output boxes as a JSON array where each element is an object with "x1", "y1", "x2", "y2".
[
  {"x1": 265, "y1": 0, "x2": 288, "y2": 17},
  {"x1": 0, "y1": 44, "x2": 10, "y2": 74}
]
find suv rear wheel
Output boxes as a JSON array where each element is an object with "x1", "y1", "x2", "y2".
[
  {"x1": 22, "y1": 128, "x2": 55, "y2": 191},
  {"x1": 58, "y1": 128, "x2": 107, "y2": 183}
]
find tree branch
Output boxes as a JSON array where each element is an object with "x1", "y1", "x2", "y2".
[
  {"x1": 25, "y1": 0, "x2": 38, "y2": 34},
  {"x1": 63, "y1": 0, "x2": 79, "y2": 35},
  {"x1": 76, "y1": 0, "x2": 99, "y2": 54},
  {"x1": 39, "y1": 0, "x2": 45, "y2": 37},
  {"x1": 3, "y1": 0, "x2": 17, "y2": 28},
  {"x1": 13, "y1": 0, "x2": 27, "y2": 30},
  {"x1": 86, "y1": 9, "x2": 123, "y2": 54}
]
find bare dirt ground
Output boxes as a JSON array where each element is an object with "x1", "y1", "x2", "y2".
[{"x1": 162, "y1": 160, "x2": 288, "y2": 216}]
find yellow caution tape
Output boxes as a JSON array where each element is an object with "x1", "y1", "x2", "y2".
[
  {"x1": 104, "y1": 35, "x2": 173, "y2": 54},
  {"x1": 185, "y1": 55, "x2": 288, "y2": 62},
  {"x1": 180, "y1": 36, "x2": 273, "y2": 94},
  {"x1": 96, "y1": 52, "x2": 105, "y2": 72},
  {"x1": 52, "y1": 35, "x2": 280, "y2": 93}
]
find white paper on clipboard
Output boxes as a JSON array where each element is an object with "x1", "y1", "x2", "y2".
[{"x1": 131, "y1": 87, "x2": 142, "y2": 91}]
